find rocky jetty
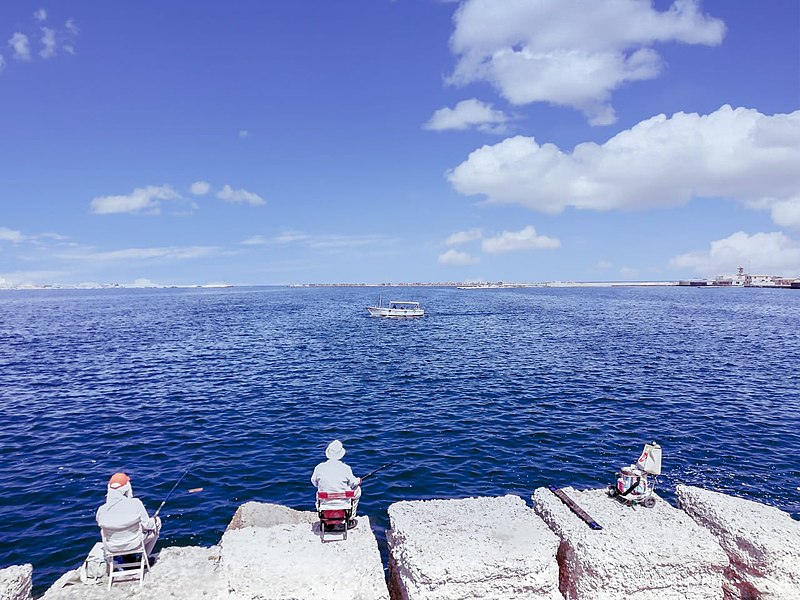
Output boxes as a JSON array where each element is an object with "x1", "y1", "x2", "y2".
[
  {"x1": 677, "y1": 484, "x2": 800, "y2": 599},
  {"x1": 40, "y1": 502, "x2": 387, "y2": 600},
  {"x1": 4, "y1": 489, "x2": 798, "y2": 599},
  {"x1": 0, "y1": 564, "x2": 32, "y2": 600},
  {"x1": 222, "y1": 502, "x2": 387, "y2": 600},
  {"x1": 532, "y1": 487, "x2": 729, "y2": 599},
  {"x1": 387, "y1": 495, "x2": 562, "y2": 599},
  {"x1": 41, "y1": 546, "x2": 223, "y2": 599}
]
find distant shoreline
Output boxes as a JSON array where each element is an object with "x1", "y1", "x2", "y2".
[{"x1": 2, "y1": 280, "x2": 798, "y2": 291}]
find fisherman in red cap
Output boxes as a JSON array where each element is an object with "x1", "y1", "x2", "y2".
[{"x1": 96, "y1": 472, "x2": 161, "y2": 556}]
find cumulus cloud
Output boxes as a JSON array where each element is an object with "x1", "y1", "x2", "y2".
[
  {"x1": 90, "y1": 185, "x2": 181, "y2": 215},
  {"x1": 448, "y1": 106, "x2": 800, "y2": 227},
  {"x1": 445, "y1": 228, "x2": 483, "y2": 245},
  {"x1": 9, "y1": 33, "x2": 31, "y2": 61},
  {"x1": 438, "y1": 249, "x2": 480, "y2": 265},
  {"x1": 0, "y1": 227, "x2": 25, "y2": 243},
  {"x1": 769, "y1": 198, "x2": 800, "y2": 229},
  {"x1": 40, "y1": 28, "x2": 56, "y2": 59},
  {"x1": 34, "y1": 9, "x2": 47, "y2": 21},
  {"x1": 448, "y1": 0, "x2": 725, "y2": 124},
  {"x1": 481, "y1": 225, "x2": 560, "y2": 253},
  {"x1": 216, "y1": 185, "x2": 265, "y2": 206},
  {"x1": 670, "y1": 231, "x2": 800, "y2": 277},
  {"x1": 190, "y1": 181, "x2": 211, "y2": 196},
  {"x1": 425, "y1": 99, "x2": 510, "y2": 133}
]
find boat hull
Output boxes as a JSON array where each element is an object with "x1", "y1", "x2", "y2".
[{"x1": 366, "y1": 306, "x2": 424, "y2": 318}]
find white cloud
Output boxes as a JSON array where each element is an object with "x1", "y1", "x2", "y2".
[
  {"x1": 238, "y1": 130, "x2": 249, "y2": 138},
  {"x1": 273, "y1": 230, "x2": 312, "y2": 244},
  {"x1": 670, "y1": 231, "x2": 800, "y2": 277},
  {"x1": 40, "y1": 27, "x2": 56, "y2": 59},
  {"x1": 241, "y1": 235, "x2": 267, "y2": 245},
  {"x1": 448, "y1": 106, "x2": 800, "y2": 226},
  {"x1": 596, "y1": 260, "x2": 612, "y2": 269},
  {"x1": 424, "y1": 99, "x2": 510, "y2": 133},
  {"x1": 448, "y1": 0, "x2": 725, "y2": 124},
  {"x1": 481, "y1": 225, "x2": 560, "y2": 253},
  {"x1": 438, "y1": 249, "x2": 479, "y2": 265},
  {"x1": 0, "y1": 227, "x2": 25, "y2": 243},
  {"x1": 34, "y1": 9, "x2": 47, "y2": 21},
  {"x1": 9, "y1": 33, "x2": 31, "y2": 61},
  {"x1": 189, "y1": 181, "x2": 211, "y2": 196},
  {"x1": 0, "y1": 55, "x2": 6, "y2": 73},
  {"x1": 267, "y1": 230, "x2": 389, "y2": 251},
  {"x1": 65, "y1": 19, "x2": 79, "y2": 36},
  {"x1": 309, "y1": 234, "x2": 386, "y2": 251},
  {"x1": 216, "y1": 185, "x2": 265, "y2": 206},
  {"x1": 59, "y1": 245, "x2": 220, "y2": 262},
  {"x1": 445, "y1": 228, "x2": 483, "y2": 245},
  {"x1": 768, "y1": 197, "x2": 800, "y2": 229},
  {"x1": 90, "y1": 185, "x2": 181, "y2": 215}
]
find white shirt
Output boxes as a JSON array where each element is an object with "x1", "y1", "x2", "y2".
[
  {"x1": 310, "y1": 459, "x2": 360, "y2": 493},
  {"x1": 96, "y1": 489, "x2": 156, "y2": 553}
]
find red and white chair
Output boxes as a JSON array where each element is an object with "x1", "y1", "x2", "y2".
[{"x1": 316, "y1": 490, "x2": 355, "y2": 542}]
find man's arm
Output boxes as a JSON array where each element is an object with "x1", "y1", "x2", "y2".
[
  {"x1": 135, "y1": 499, "x2": 156, "y2": 530},
  {"x1": 345, "y1": 465, "x2": 360, "y2": 489},
  {"x1": 311, "y1": 464, "x2": 320, "y2": 487}
]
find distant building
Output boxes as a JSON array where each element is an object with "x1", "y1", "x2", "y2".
[{"x1": 707, "y1": 266, "x2": 795, "y2": 288}]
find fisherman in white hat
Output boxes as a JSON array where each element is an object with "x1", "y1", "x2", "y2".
[
  {"x1": 96, "y1": 472, "x2": 161, "y2": 556},
  {"x1": 311, "y1": 440, "x2": 362, "y2": 527}
]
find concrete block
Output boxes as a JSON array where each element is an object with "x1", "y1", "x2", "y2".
[
  {"x1": 42, "y1": 545, "x2": 223, "y2": 599},
  {"x1": 0, "y1": 565, "x2": 32, "y2": 600},
  {"x1": 387, "y1": 495, "x2": 562, "y2": 600},
  {"x1": 227, "y1": 500, "x2": 317, "y2": 531},
  {"x1": 533, "y1": 487, "x2": 728, "y2": 600},
  {"x1": 677, "y1": 484, "x2": 800, "y2": 599},
  {"x1": 221, "y1": 507, "x2": 388, "y2": 600}
]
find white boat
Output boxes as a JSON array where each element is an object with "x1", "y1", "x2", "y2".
[{"x1": 366, "y1": 297, "x2": 424, "y2": 318}]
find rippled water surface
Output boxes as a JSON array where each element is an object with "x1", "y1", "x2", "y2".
[{"x1": 1, "y1": 286, "x2": 798, "y2": 593}]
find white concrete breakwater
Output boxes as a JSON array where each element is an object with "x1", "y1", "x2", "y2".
[{"x1": 2, "y1": 487, "x2": 798, "y2": 600}]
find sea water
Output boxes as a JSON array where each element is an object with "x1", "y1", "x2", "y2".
[{"x1": 0, "y1": 286, "x2": 798, "y2": 593}]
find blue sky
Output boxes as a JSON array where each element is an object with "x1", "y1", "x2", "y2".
[{"x1": 1, "y1": 0, "x2": 798, "y2": 286}]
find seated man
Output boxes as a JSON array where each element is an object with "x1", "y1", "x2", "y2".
[
  {"x1": 96, "y1": 472, "x2": 161, "y2": 557},
  {"x1": 311, "y1": 440, "x2": 361, "y2": 527}
]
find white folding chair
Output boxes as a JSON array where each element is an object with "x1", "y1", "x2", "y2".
[{"x1": 101, "y1": 526, "x2": 151, "y2": 590}]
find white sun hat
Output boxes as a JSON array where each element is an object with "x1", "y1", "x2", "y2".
[{"x1": 325, "y1": 440, "x2": 346, "y2": 460}]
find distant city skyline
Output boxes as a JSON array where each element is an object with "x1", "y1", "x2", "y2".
[{"x1": 1, "y1": 1, "x2": 798, "y2": 287}]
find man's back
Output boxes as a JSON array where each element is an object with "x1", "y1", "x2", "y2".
[
  {"x1": 96, "y1": 495, "x2": 150, "y2": 552},
  {"x1": 311, "y1": 459, "x2": 358, "y2": 493}
]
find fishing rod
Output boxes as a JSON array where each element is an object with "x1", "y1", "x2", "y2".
[
  {"x1": 360, "y1": 461, "x2": 398, "y2": 483},
  {"x1": 154, "y1": 463, "x2": 194, "y2": 518}
]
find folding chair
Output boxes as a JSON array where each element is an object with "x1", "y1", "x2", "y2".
[
  {"x1": 316, "y1": 490, "x2": 355, "y2": 542},
  {"x1": 101, "y1": 526, "x2": 151, "y2": 590}
]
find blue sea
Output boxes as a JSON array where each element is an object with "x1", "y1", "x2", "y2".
[{"x1": 1, "y1": 286, "x2": 798, "y2": 594}]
